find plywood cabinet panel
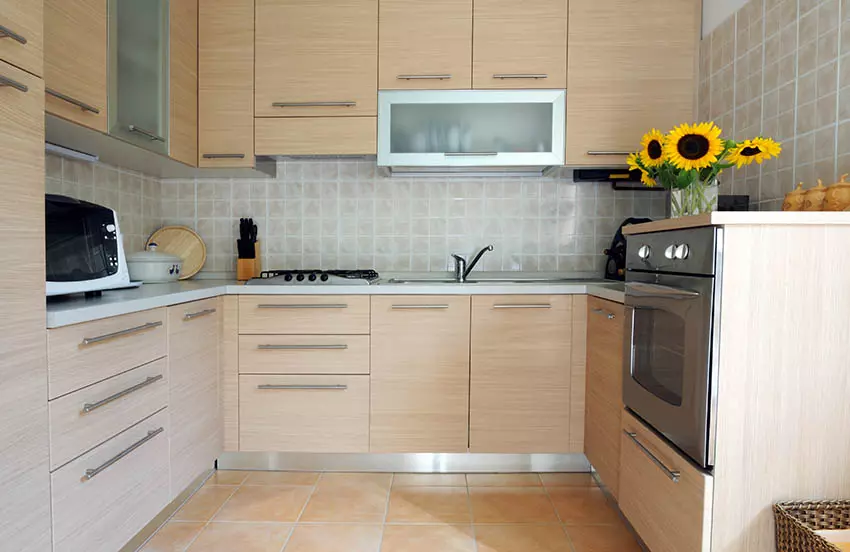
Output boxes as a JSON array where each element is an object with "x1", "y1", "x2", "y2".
[
  {"x1": 0, "y1": 0, "x2": 43, "y2": 76},
  {"x1": 239, "y1": 295, "x2": 370, "y2": 335},
  {"x1": 169, "y1": 0, "x2": 198, "y2": 166},
  {"x1": 472, "y1": 0, "x2": 567, "y2": 89},
  {"x1": 379, "y1": 0, "x2": 472, "y2": 90},
  {"x1": 44, "y1": 0, "x2": 107, "y2": 131},
  {"x1": 255, "y1": 116, "x2": 377, "y2": 156},
  {"x1": 239, "y1": 335, "x2": 370, "y2": 375}
]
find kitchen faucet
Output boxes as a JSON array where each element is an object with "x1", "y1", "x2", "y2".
[{"x1": 451, "y1": 245, "x2": 494, "y2": 283}]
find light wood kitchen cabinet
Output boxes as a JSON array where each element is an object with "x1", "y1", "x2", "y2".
[
  {"x1": 379, "y1": 0, "x2": 472, "y2": 90},
  {"x1": 239, "y1": 335, "x2": 370, "y2": 375},
  {"x1": 198, "y1": 0, "x2": 254, "y2": 168},
  {"x1": 472, "y1": 0, "x2": 567, "y2": 89},
  {"x1": 0, "y1": 0, "x2": 43, "y2": 76},
  {"x1": 566, "y1": 0, "x2": 700, "y2": 165},
  {"x1": 584, "y1": 297, "x2": 625, "y2": 499},
  {"x1": 255, "y1": 0, "x2": 378, "y2": 118},
  {"x1": 44, "y1": 0, "x2": 107, "y2": 132},
  {"x1": 370, "y1": 296, "x2": 471, "y2": 453},
  {"x1": 169, "y1": 0, "x2": 198, "y2": 166},
  {"x1": 0, "y1": 59, "x2": 50, "y2": 552},
  {"x1": 255, "y1": 117, "x2": 377, "y2": 156},
  {"x1": 470, "y1": 295, "x2": 574, "y2": 453},
  {"x1": 239, "y1": 295, "x2": 370, "y2": 335}
]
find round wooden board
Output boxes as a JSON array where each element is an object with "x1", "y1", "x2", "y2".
[{"x1": 146, "y1": 226, "x2": 207, "y2": 280}]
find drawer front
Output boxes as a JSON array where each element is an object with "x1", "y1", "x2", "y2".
[
  {"x1": 619, "y1": 411, "x2": 713, "y2": 552},
  {"x1": 255, "y1": 116, "x2": 378, "y2": 156},
  {"x1": 51, "y1": 410, "x2": 170, "y2": 552},
  {"x1": 239, "y1": 375, "x2": 369, "y2": 453},
  {"x1": 48, "y1": 358, "x2": 168, "y2": 471},
  {"x1": 239, "y1": 335, "x2": 369, "y2": 375},
  {"x1": 239, "y1": 296, "x2": 370, "y2": 335},
  {"x1": 168, "y1": 297, "x2": 220, "y2": 359},
  {"x1": 0, "y1": 0, "x2": 44, "y2": 77},
  {"x1": 48, "y1": 309, "x2": 167, "y2": 399}
]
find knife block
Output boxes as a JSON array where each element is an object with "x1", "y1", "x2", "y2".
[{"x1": 236, "y1": 241, "x2": 261, "y2": 281}]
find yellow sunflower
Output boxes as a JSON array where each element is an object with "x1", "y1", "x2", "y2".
[
  {"x1": 663, "y1": 122, "x2": 724, "y2": 171},
  {"x1": 627, "y1": 152, "x2": 641, "y2": 172},
  {"x1": 639, "y1": 129, "x2": 666, "y2": 167},
  {"x1": 639, "y1": 168, "x2": 657, "y2": 187},
  {"x1": 727, "y1": 137, "x2": 782, "y2": 168}
]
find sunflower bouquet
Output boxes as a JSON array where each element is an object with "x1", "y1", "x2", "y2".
[{"x1": 627, "y1": 123, "x2": 781, "y2": 217}]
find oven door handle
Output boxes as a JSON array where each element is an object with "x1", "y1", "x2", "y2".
[
  {"x1": 625, "y1": 282, "x2": 701, "y2": 299},
  {"x1": 624, "y1": 305, "x2": 637, "y2": 381}
]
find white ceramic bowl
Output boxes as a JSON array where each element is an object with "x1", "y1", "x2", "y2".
[{"x1": 126, "y1": 244, "x2": 183, "y2": 283}]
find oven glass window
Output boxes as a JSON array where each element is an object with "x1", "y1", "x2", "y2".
[{"x1": 632, "y1": 306, "x2": 685, "y2": 406}]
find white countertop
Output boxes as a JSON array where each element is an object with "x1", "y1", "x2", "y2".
[
  {"x1": 624, "y1": 211, "x2": 850, "y2": 235},
  {"x1": 45, "y1": 276, "x2": 626, "y2": 328}
]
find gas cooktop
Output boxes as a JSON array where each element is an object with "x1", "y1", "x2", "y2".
[{"x1": 244, "y1": 270, "x2": 380, "y2": 286}]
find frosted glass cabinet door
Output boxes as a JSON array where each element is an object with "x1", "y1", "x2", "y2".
[
  {"x1": 108, "y1": 0, "x2": 169, "y2": 155},
  {"x1": 378, "y1": 90, "x2": 565, "y2": 167}
]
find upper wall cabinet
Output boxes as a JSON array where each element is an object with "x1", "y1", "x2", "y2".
[
  {"x1": 44, "y1": 0, "x2": 108, "y2": 132},
  {"x1": 379, "y1": 0, "x2": 472, "y2": 90},
  {"x1": 472, "y1": 0, "x2": 567, "y2": 90},
  {"x1": 168, "y1": 0, "x2": 198, "y2": 166},
  {"x1": 0, "y1": 0, "x2": 43, "y2": 77},
  {"x1": 255, "y1": 0, "x2": 378, "y2": 118},
  {"x1": 566, "y1": 0, "x2": 699, "y2": 166},
  {"x1": 198, "y1": 0, "x2": 254, "y2": 168}
]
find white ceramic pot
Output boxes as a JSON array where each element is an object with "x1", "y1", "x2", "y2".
[{"x1": 126, "y1": 244, "x2": 183, "y2": 283}]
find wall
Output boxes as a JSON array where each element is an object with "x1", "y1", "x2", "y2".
[
  {"x1": 699, "y1": 0, "x2": 850, "y2": 209},
  {"x1": 704, "y1": 0, "x2": 750, "y2": 36}
]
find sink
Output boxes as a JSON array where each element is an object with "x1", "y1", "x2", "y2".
[
  {"x1": 383, "y1": 277, "x2": 599, "y2": 285},
  {"x1": 384, "y1": 278, "x2": 460, "y2": 284}
]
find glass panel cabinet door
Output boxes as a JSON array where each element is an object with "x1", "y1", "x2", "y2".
[{"x1": 109, "y1": 0, "x2": 169, "y2": 155}]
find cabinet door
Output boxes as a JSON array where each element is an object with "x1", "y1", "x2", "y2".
[
  {"x1": 255, "y1": 0, "x2": 378, "y2": 117},
  {"x1": 379, "y1": 0, "x2": 472, "y2": 90},
  {"x1": 169, "y1": 0, "x2": 198, "y2": 166},
  {"x1": 472, "y1": 0, "x2": 567, "y2": 89},
  {"x1": 0, "y1": 0, "x2": 43, "y2": 76},
  {"x1": 0, "y1": 60, "x2": 51, "y2": 552},
  {"x1": 566, "y1": 0, "x2": 699, "y2": 165},
  {"x1": 198, "y1": 0, "x2": 254, "y2": 168},
  {"x1": 45, "y1": 0, "x2": 108, "y2": 132},
  {"x1": 370, "y1": 296, "x2": 471, "y2": 453},
  {"x1": 584, "y1": 297, "x2": 624, "y2": 499},
  {"x1": 470, "y1": 295, "x2": 573, "y2": 453}
]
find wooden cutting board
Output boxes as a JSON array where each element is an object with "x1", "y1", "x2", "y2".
[{"x1": 146, "y1": 226, "x2": 207, "y2": 280}]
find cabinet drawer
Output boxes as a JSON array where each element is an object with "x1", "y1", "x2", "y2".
[
  {"x1": 48, "y1": 309, "x2": 167, "y2": 399},
  {"x1": 239, "y1": 375, "x2": 369, "y2": 453},
  {"x1": 619, "y1": 411, "x2": 713, "y2": 552},
  {"x1": 51, "y1": 410, "x2": 170, "y2": 552},
  {"x1": 239, "y1": 296, "x2": 370, "y2": 335},
  {"x1": 48, "y1": 358, "x2": 168, "y2": 471},
  {"x1": 239, "y1": 335, "x2": 369, "y2": 374},
  {"x1": 0, "y1": 0, "x2": 44, "y2": 77},
  {"x1": 168, "y1": 297, "x2": 220, "y2": 359},
  {"x1": 255, "y1": 116, "x2": 377, "y2": 156}
]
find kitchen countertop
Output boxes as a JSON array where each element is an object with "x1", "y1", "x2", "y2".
[
  {"x1": 624, "y1": 211, "x2": 850, "y2": 235},
  {"x1": 45, "y1": 275, "x2": 626, "y2": 328}
]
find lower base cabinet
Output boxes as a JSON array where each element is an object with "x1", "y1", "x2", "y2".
[{"x1": 619, "y1": 411, "x2": 713, "y2": 552}]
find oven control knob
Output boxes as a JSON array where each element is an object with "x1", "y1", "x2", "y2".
[
  {"x1": 320, "y1": 273, "x2": 329, "y2": 282},
  {"x1": 674, "y1": 244, "x2": 690, "y2": 260},
  {"x1": 664, "y1": 245, "x2": 676, "y2": 260},
  {"x1": 308, "y1": 273, "x2": 318, "y2": 282},
  {"x1": 283, "y1": 273, "x2": 293, "y2": 282},
  {"x1": 637, "y1": 245, "x2": 652, "y2": 260},
  {"x1": 296, "y1": 273, "x2": 305, "y2": 282}
]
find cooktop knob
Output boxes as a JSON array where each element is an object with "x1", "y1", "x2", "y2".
[
  {"x1": 296, "y1": 273, "x2": 305, "y2": 282},
  {"x1": 284, "y1": 273, "x2": 293, "y2": 282},
  {"x1": 320, "y1": 273, "x2": 329, "y2": 282},
  {"x1": 674, "y1": 243, "x2": 690, "y2": 260},
  {"x1": 664, "y1": 245, "x2": 676, "y2": 260},
  {"x1": 308, "y1": 273, "x2": 318, "y2": 282},
  {"x1": 637, "y1": 245, "x2": 652, "y2": 260}
]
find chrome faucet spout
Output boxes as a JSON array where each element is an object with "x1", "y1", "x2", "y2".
[{"x1": 463, "y1": 245, "x2": 494, "y2": 280}]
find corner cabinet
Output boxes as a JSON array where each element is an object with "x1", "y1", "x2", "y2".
[{"x1": 565, "y1": 0, "x2": 700, "y2": 166}]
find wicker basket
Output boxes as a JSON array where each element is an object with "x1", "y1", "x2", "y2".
[{"x1": 774, "y1": 501, "x2": 850, "y2": 552}]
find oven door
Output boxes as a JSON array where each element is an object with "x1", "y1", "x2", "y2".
[{"x1": 623, "y1": 272, "x2": 715, "y2": 468}]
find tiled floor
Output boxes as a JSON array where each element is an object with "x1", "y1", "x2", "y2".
[{"x1": 140, "y1": 471, "x2": 643, "y2": 552}]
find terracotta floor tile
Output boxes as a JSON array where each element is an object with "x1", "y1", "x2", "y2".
[
  {"x1": 243, "y1": 471, "x2": 320, "y2": 486},
  {"x1": 186, "y1": 522, "x2": 292, "y2": 552},
  {"x1": 380, "y1": 525, "x2": 475, "y2": 552},
  {"x1": 283, "y1": 524, "x2": 382, "y2": 552},
  {"x1": 205, "y1": 470, "x2": 251, "y2": 486},
  {"x1": 548, "y1": 488, "x2": 621, "y2": 526},
  {"x1": 386, "y1": 486, "x2": 471, "y2": 524},
  {"x1": 475, "y1": 525, "x2": 572, "y2": 552},
  {"x1": 300, "y1": 479, "x2": 391, "y2": 523},
  {"x1": 540, "y1": 473, "x2": 597, "y2": 488},
  {"x1": 392, "y1": 473, "x2": 467, "y2": 487},
  {"x1": 141, "y1": 522, "x2": 205, "y2": 552},
  {"x1": 172, "y1": 486, "x2": 236, "y2": 522},
  {"x1": 566, "y1": 524, "x2": 643, "y2": 552},
  {"x1": 213, "y1": 485, "x2": 312, "y2": 522},
  {"x1": 466, "y1": 474, "x2": 542, "y2": 487},
  {"x1": 317, "y1": 472, "x2": 394, "y2": 490},
  {"x1": 469, "y1": 488, "x2": 559, "y2": 524}
]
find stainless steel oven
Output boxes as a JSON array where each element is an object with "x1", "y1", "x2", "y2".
[{"x1": 623, "y1": 226, "x2": 721, "y2": 469}]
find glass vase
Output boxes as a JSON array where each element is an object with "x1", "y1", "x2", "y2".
[{"x1": 670, "y1": 179, "x2": 719, "y2": 218}]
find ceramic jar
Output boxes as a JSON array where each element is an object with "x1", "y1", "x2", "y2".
[
  {"x1": 782, "y1": 183, "x2": 806, "y2": 211},
  {"x1": 802, "y1": 180, "x2": 827, "y2": 211},
  {"x1": 824, "y1": 174, "x2": 850, "y2": 211}
]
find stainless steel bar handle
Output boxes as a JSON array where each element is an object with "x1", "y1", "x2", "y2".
[
  {"x1": 202, "y1": 153, "x2": 246, "y2": 159},
  {"x1": 82, "y1": 427, "x2": 164, "y2": 481},
  {"x1": 128, "y1": 124, "x2": 165, "y2": 142},
  {"x1": 258, "y1": 344, "x2": 348, "y2": 350},
  {"x1": 397, "y1": 74, "x2": 452, "y2": 80},
  {"x1": 587, "y1": 151, "x2": 631, "y2": 156},
  {"x1": 272, "y1": 101, "x2": 357, "y2": 107},
  {"x1": 46, "y1": 88, "x2": 100, "y2": 114},
  {"x1": 391, "y1": 305, "x2": 450, "y2": 310},
  {"x1": 81, "y1": 375, "x2": 164, "y2": 414},
  {"x1": 258, "y1": 384, "x2": 348, "y2": 390},
  {"x1": 493, "y1": 304, "x2": 552, "y2": 309},
  {"x1": 0, "y1": 73, "x2": 28, "y2": 93},
  {"x1": 0, "y1": 24, "x2": 27, "y2": 44},
  {"x1": 624, "y1": 431, "x2": 681, "y2": 483},
  {"x1": 444, "y1": 152, "x2": 499, "y2": 157},
  {"x1": 258, "y1": 304, "x2": 348, "y2": 309},
  {"x1": 184, "y1": 308, "x2": 217, "y2": 321},
  {"x1": 81, "y1": 321, "x2": 163, "y2": 346},
  {"x1": 493, "y1": 74, "x2": 548, "y2": 79},
  {"x1": 591, "y1": 308, "x2": 615, "y2": 319}
]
